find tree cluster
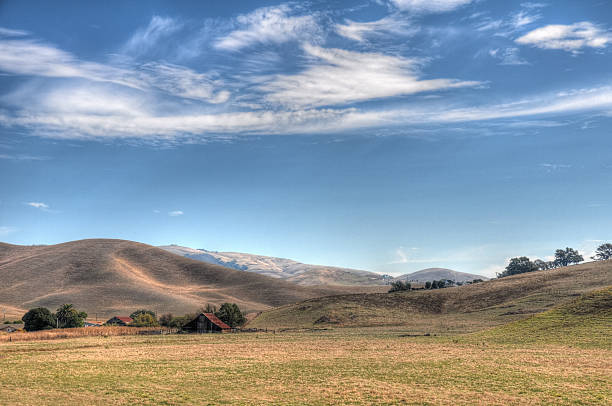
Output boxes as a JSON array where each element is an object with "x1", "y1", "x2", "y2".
[
  {"x1": 497, "y1": 247, "x2": 585, "y2": 278},
  {"x1": 388, "y1": 281, "x2": 411, "y2": 292},
  {"x1": 21, "y1": 304, "x2": 88, "y2": 332},
  {"x1": 158, "y1": 303, "x2": 246, "y2": 329}
]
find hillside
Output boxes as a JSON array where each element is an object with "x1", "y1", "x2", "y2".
[
  {"x1": 474, "y1": 286, "x2": 612, "y2": 348},
  {"x1": 0, "y1": 239, "x2": 379, "y2": 319},
  {"x1": 395, "y1": 267, "x2": 488, "y2": 282},
  {"x1": 249, "y1": 260, "x2": 612, "y2": 332},
  {"x1": 159, "y1": 245, "x2": 388, "y2": 286}
]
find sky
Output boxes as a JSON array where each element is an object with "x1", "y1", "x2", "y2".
[{"x1": 1, "y1": 0, "x2": 612, "y2": 277}]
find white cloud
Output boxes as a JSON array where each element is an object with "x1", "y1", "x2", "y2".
[
  {"x1": 0, "y1": 226, "x2": 17, "y2": 236},
  {"x1": 336, "y1": 15, "x2": 417, "y2": 43},
  {"x1": 0, "y1": 153, "x2": 48, "y2": 161},
  {"x1": 260, "y1": 44, "x2": 480, "y2": 108},
  {"x1": 489, "y1": 47, "x2": 529, "y2": 65},
  {"x1": 390, "y1": 0, "x2": 473, "y2": 14},
  {"x1": 214, "y1": 5, "x2": 321, "y2": 51},
  {"x1": 0, "y1": 36, "x2": 229, "y2": 104},
  {"x1": 168, "y1": 210, "x2": 183, "y2": 216},
  {"x1": 516, "y1": 22, "x2": 612, "y2": 52},
  {"x1": 0, "y1": 27, "x2": 29, "y2": 37},
  {"x1": 122, "y1": 16, "x2": 182, "y2": 57},
  {"x1": 26, "y1": 202, "x2": 49, "y2": 210}
]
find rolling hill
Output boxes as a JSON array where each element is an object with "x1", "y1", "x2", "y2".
[
  {"x1": 0, "y1": 239, "x2": 383, "y2": 320},
  {"x1": 248, "y1": 260, "x2": 612, "y2": 332},
  {"x1": 475, "y1": 286, "x2": 612, "y2": 347},
  {"x1": 395, "y1": 267, "x2": 488, "y2": 283},
  {"x1": 159, "y1": 245, "x2": 389, "y2": 286}
]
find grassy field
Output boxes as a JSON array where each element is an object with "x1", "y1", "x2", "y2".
[{"x1": 1, "y1": 324, "x2": 610, "y2": 405}]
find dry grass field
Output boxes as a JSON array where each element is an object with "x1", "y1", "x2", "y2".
[{"x1": 0, "y1": 327, "x2": 609, "y2": 405}]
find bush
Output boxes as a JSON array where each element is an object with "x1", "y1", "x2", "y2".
[{"x1": 22, "y1": 307, "x2": 56, "y2": 331}]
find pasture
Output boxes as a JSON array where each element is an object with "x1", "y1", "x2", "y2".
[{"x1": 1, "y1": 327, "x2": 609, "y2": 405}]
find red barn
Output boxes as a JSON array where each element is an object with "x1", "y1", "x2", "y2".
[
  {"x1": 183, "y1": 313, "x2": 230, "y2": 333},
  {"x1": 105, "y1": 316, "x2": 133, "y2": 326}
]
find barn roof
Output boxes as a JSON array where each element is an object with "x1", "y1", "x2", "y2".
[
  {"x1": 203, "y1": 313, "x2": 231, "y2": 330},
  {"x1": 114, "y1": 316, "x2": 133, "y2": 323}
]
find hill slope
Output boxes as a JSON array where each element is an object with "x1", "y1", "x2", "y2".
[
  {"x1": 395, "y1": 268, "x2": 488, "y2": 283},
  {"x1": 159, "y1": 245, "x2": 388, "y2": 286},
  {"x1": 0, "y1": 239, "x2": 372, "y2": 319},
  {"x1": 475, "y1": 286, "x2": 612, "y2": 348},
  {"x1": 249, "y1": 260, "x2": 612, "y2": 332}
]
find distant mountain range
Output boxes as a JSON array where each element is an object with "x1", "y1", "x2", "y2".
[
  {"x1": 159, "y1": 245, "x2": 390, "y2": 286},
  {"x1": 158, "y1": 246, "x2": 489, "y2": 286},
  {"x1": 395, "y1": 268, "x2": 489, "y2": 283}
]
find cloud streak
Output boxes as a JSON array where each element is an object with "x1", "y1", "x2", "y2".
[{"x1": 516, "y1": 22, "x2": 612, "y2": 52}]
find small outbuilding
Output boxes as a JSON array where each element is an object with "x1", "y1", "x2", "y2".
[
  {"x1": 183, "y1": 313, "x2": 231, "y2": 333},
  {"x1": 105, "y1": 316, "x2": 133, "y2": 326},
  {"x1": 0, "y1": 325, "x2": 18, "y2": 333}
]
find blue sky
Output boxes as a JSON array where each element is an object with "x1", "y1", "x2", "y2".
[{"x1": 1, "y1": 0, "x2": 612, "y2": 277}]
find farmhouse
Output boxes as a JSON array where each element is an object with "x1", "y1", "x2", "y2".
[
  {"x1": 105, "y1": 316, "x2": 133, "y2": 326},
  {"x1": 0, "y1": 325, "x2": 19, "y2": 333},
  {"x1": 183, "y1": 313, "x2": 231, "y2": 333}
]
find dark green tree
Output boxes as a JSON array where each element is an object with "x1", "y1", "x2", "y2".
[
  {"x1": 497, "y1": 257, "x2": 538, "y2": 278},
  {"x1": 388, "y1": 281, "x2": 411, "y2": 292},
  {"x1": 554, "y1": 248, "x2": 584, "y2": 267},
  {"x1": 55, "y1": 304, "x2": 87, "y2": 328},
  {"x1": 159, "y1": 313, "x2": 173, "y2": 327},
  {"x1": 425, "y1": 281, "x2": 432, "y2": 289},
  {"x1": 431, "y1": 280, "x2": 439, "y2": 289},
  {"x1": 592, "y1": 243, "x2": 612, "y2": 261},
  {"x1": 215, "y1": 303, "x2": 245, "y2": 328},
  {"x1": 22, "y1": 307, "x2": 55, "y2": 331}
]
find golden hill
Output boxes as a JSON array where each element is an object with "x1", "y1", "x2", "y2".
[
  {"x1": 0, "y1": 239, "x2": 383, "y2": 319},
  {"x1": 248, "y1": 259, "x2": 612, "y2": 332}
]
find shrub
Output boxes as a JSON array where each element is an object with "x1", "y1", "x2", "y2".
[
  {"x1": 130, "y1": 309, "x2": 157, "y2": 320},
  {"x1": 388, "y1": 281, "x2": 411, "y2": 292},
  {"x1": 159, "y1": 313, "x2": 173, "y2": 327}
]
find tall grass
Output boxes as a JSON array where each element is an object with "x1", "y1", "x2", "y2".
[{"x1": 0, "y1": 326, "x2": 170, "y2": 342}]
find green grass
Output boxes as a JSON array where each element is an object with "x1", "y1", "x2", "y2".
[{"x1": 471, "y1": 287, "x2": 612, "y2": 348}]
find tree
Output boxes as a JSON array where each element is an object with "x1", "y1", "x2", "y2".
[
  {"x1": 431, "y1": 280, "x2": 439, "y2": 289},
  {"x1": 554, "y1": 248, "x2": 583, "y2": 267},
  {"x1": 131, "y1": 313, "x2": 159, "y2": 327},
  {"x1": 55, "y1": 304, "x2": 87, "y2": 328},
  {"x1": 497, "y1": 257, "x2": 538, "y2": 278},
  {"x1": 425, "y1": 281, "x2": 432, "y2": 289},
  {"x1": 199, "y1": 304, "x2": 217, "y2": 314},
  {"x1": 592, "y1": 243, "x2": 612, "y2": 261},
  {"x1": 22, "y1": 307, "x2": 55, "y2": 331},
  {"x1": 215, "y1": 303, "x2": 245, "y2": 328},
  {"x1": 388, "y1": 281, "x2": 411, "y2": 292},
  {"x1": 159, "y1": 313, "x2": 173, "y2": 327},
  {"x1": 533, "y1": 259, "x2": 547, "y2": 271},
  {"x1": 130, "y1": 309, "x2": 156, "y2": 320}
]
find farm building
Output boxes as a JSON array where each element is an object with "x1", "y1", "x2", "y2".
[
  {"x1": 105, "y1": 316, "x2": 133, "y2": 326},
  {"x1": 183, "y1": 313, "x2": 231, "y2": 333},
  {"x1": 0, "y1": 325, "x2": 19, "y2": 333},
  {"x1": 83, "y1": 321, "x2": 103, "y2": 327}
]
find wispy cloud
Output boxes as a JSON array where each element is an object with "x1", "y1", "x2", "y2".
[
  {"x1": 260, "y1": 44, "x2": 480, "y2": 108},
  {"x1": 489, "y1": 47, "x2": 529, "y2": 65},
  {"x1": 26, "y1": 202, "x2": 50, "y2": 211},
  {"x1": 0, "y1": 153, "x2": 48, "y2": 161},
  {"x1": 0, "y1": 226, "x2": 18, "y2": 236},
  {"x1": 335, "y1": 15, "x2": 417, "y2": 43},
  {"x1": 516, "y1": 22, "x2": 612, "y2": 52},
  {"x1": 168, "y1": 210, "x2": 183, "y2": 216},
  {"x1": 122, "y1": 16, "x2": 182, "y2": 57},
  {"x1": 390, "y1": 0, "x2": 473, "y2": 14},
  {"x1": 539, "y1": 163, "x2": 571, "y2": 172},
  {"x1": 214, "y1": 5, "x2": 321, "y2": 51}
]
